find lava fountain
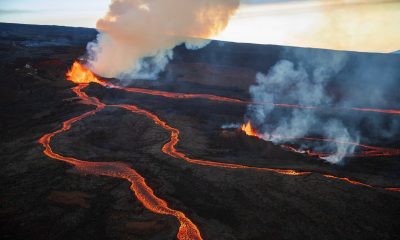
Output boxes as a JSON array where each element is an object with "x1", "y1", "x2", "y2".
[
  {"x1": 241, "y1": 121, "x2": 261, "y2": 138},
  {"x1": 66, "y1": 61, "x2": 104, "y2": 85}
]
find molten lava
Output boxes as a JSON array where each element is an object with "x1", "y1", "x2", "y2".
[
  {"x1": 39, "y1": 84, "x2": 202, "y2": 240},
  {"x1": 65, "y1": 62, "x2": 400, "y2": 183},
  {"x1": 241, "y1": 121, "x2": 260, "y2": 138},
  {"x1": 66, "y1": 61, "x2": 103, "y2": 85},
  {"x1": 66, "y1": 62, "x2": 400, "y2": 116},
  {"x1": 39, "y1": 62, "x2": 400, "y2": 240},
  {"x1": 113, "y1": 104, "x2": 309, "y2": 176},
  {"x1": 238, "y1": 122, "x2": 400, "y2": 159}
]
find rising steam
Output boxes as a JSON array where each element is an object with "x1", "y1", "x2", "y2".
[
  {"x1": 247, "y1": 49, "x2": 356, "y2": 164},
  {"x1": 246, "y1": 48, "x2": 400, "y2": 164},
  {"x1": 86, "y1": 0, "x2": 239, "y2": 80}
]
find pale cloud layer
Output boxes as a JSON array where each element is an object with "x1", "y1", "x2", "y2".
[
  {"x1": 216, "y1": 0, "x2": 400, "y2": 52},
  {"x1": 0, "y1": 0, "x2": 109, "y2": 27}
]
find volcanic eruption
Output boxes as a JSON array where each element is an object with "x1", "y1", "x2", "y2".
[
  {"x1": 243, "y1": 48, "x2": 400, "y2": 164},
  {"x1": 22, "y1": 0, "x2": 400, "y2": 239},
  {"x1": 66, "y1": 61, "x2": 102, "y2": 84},
  {"x1": 36, "y1": 46, "x2": 400, "y2": 240}
]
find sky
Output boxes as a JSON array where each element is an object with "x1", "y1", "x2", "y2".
[
  {"x1": 0, "y1": 0, "x2": 399, "y2": 52},
  {"x1": 0, "y1": 0, "x2": 109, "y2": 27}
]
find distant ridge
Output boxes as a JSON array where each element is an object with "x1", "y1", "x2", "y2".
[
  {"x1": 2, "y1": 22, "x2": 400, "y2": 56},
  {"x1": 0, "y1": 22, "x2": 97, "y2": 47}
]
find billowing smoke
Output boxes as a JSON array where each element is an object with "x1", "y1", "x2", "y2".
[
  {"x1": 86, "y1": 0, "x2": 240, "y2": 80},
  {"x1": 246, "y1": 48, "x2": 400, "y2": 164}
]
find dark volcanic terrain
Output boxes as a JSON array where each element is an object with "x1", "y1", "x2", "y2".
[{"x1": 1, "y1": 23, "x2": 400, "y2": 240}]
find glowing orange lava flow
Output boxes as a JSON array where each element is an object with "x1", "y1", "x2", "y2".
[
  {"x1": 106, "y1": 81, "x2": 400, "y2": 115},
  {"x1": 237, "y1": 121, "x2": 400, "y2": 191},
  {"x1": 240, "y1": 121, "x2": 400, "y2": 159},
  {"x1": 111, "y1": 104, "x2": 308, "y2": 176},
  {"x1": 115, "y1": 104, "x2": 400, "y2": 192},
  {"x1": 323, "y1": 175, "x2": 373, "y2": 188},
  {"x1": 103, "y1": 82, "x2": 247, "y2": 104},
  {"x1": 67, "y1": 62, "x2": 400, "y2": 116},
  {"x1": 38, "y1": 62, "x2": 400, "y2": 240},
  {"x1": 39, "y1": 85, "x2": 202, "y2": 238},
  {"x1": 290, "y1": 136, "x2": 400, "y2": 158},
  {"x1": 66, "y1": 62, "x2": 399, "y2": 192},
  {"x1": 41, "y1": 62, "x2": 400, "y2": 240},
  {"x1": 350, "y1": 107, "x2": 400, "y2": 115}
]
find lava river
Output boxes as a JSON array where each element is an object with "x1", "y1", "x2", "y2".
[
  {"x1": 39, "y1": 62, "x2": 400, "y2": 240},
  {"x1": 39, "y1": 80, "x2": 202, "y2": 239},
  {"x1": 240, "y1": 121, "x2": 400, "y2": 159}
]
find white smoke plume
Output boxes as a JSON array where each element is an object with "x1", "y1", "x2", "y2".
[
  {"x1": 247, "y1": 49, "x2": 359, "y2": 164},
  {"x1": 86, "y1": 0, "x2": 240, "y2": 80}
]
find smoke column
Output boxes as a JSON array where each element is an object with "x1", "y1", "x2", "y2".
[
  {"x1": 86, "y1": 0, "x2": 240, "y2": 80},
  {"x1": 246, "y1": 48, "x2": 400, "y2": 164},
  {"x1": 247, "y1": 49, "x2": 353, "y2": 164}
]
